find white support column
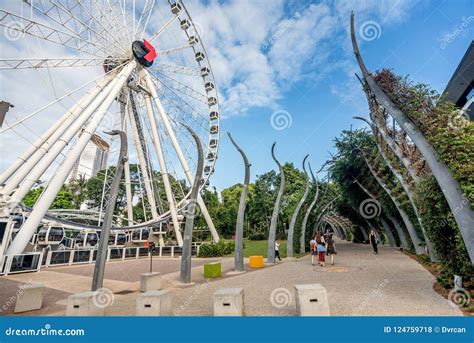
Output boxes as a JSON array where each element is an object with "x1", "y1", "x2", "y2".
[
  {"x1": 2, "y1": 73, "x2": 125, "y2": 216},
  {"x1": 6, "y1": 61, "x2": 136, "y2": 255},
  {"x1": 143, "y1": 93, "x2": 182, "y2": 246},
  {"x1": 127, "y1": 102, "x2": 159, "y2": 221},
  {"x1": 143, "y1": 71, "x2": 219, "y2": 243},
  {"x1": 0, "y1": 78, "x2": 110, "y2": 191},
  {"x1": 120, "y1": 103, "x2": 134, "y2": 226}
]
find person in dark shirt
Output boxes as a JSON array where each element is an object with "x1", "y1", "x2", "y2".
[{"x1": 369, "y1": 230, "x2": 378, "y2": 254}]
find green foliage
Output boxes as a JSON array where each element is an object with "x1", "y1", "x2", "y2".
[
  {"x1": 415, "y1": 177, "x2": 473, "y2": 280},
  {"x1": 197, "y1": 240, "x2": 235, "y2": 257}
]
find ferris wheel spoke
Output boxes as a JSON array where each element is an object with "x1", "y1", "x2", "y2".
[
  {"x1": 0, "y1": 10, "x2": 108, "y2": 57},
  {"x1": 153, "y1": 71, "x2": 208, "y2": 105},
  {"x1": 85, "y1": 0, "x2": 129, "y2": 52},
  {"x1": 134, "y1": 0, "x2": 156, "y2": 40},
  {"x1": 51, "y1": 0, "x2": 128, "y2": 55},
  {"x1": 155, "y1": 45, "x2": 194, "y2": 56},
  {"x1": 158, "y1": 89, "x2": 209, "y2": 136},
  {"x1": 25, "y1": 0, "x2": 126, "y2": 57},
  {"x1": 0, "y1": 57, "x2": 127, "y2": 70},
  {"x1": 114, "y1": 0, "x2": 133, "y2": 46},
  {"x1": 76, "y1": 0, "x2": 130, "y2": 55},
  {"x1": 148, "y1": 8, "x2": 183, "y2": 43},
  {"x1": 149, "y1": 74, "x2": 210, "y2": 124},
  {"x1": 0, "y1": 60, "x2": 129, "y2": 133},
  {"x1": 152, "y1": 62, "x2": 201, "y2": 76}
]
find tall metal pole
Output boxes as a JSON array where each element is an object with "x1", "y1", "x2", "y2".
[
  {"x1": 228, "y1": 132, "x2": 250, "y2": 272},
  {"x1": 92, "y1": 130, "x2": 127, "y2": 291},
  {"x1": 180, "y1": 124, "x2": 203, "y2": 283},
  {"x1": 299, "y1": 162, "x2": 319, "y2": 253},
  {"x1": 287, "y1": 155, "x2": 309, "y2": 258},
  {"x1": 267, "y1": 142, "x2": 285, "y2": 263}
]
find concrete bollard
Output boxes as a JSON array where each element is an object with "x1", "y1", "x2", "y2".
[
  {"x1": 213, "y1": 288, "x2": 244, "y2": 316},
  {"x1": 140, "y1": 272, "x2": 162, "y2": 292},
  {"x1": 14, "y1": 283, "x2": 44, "y2": 313},
  {"x1": 294, "y1": 284, "x2": 330, "y2": 316},
  {"x1": 136, "y1": 290, "x2": 172, "y2": 316},
  {"x1": 65, "y1": 291, "x2": 107, "y2": 316}
]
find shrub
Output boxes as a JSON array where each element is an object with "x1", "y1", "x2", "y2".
[{"x1": 198, "y1": 240, "x2": 235, "y2": 257}]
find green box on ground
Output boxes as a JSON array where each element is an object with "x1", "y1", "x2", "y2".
[{"x1": 204, "y1": 262, "x2": 221, "y2": 278}]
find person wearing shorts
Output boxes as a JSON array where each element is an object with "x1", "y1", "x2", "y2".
[
  {"x1": 317, "y1": 234, "x2": 326, "y2": 267},
  {"x1": 310, "y1": 237, "x2": 317, "y2": 266}
]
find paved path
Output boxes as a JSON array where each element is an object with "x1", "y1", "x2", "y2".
[{"x1": 0, "y1": 239, "x2": 462, "y2": 316}]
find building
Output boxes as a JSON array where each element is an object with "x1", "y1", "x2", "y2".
[
  {"x1": 68, "y1": 133, "x2": 109, "y2": 181},
  {"x1": 442, "y1": 41, "x2": 474, "y2": 120}
]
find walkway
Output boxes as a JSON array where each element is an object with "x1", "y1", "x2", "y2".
[{"x1": 0, "y1": 240, "x2": 462, "y2": 316}]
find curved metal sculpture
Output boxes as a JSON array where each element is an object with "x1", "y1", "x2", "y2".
[
  {"x1": 267, "y1": 142, "x2": 285, "y2": 263},
  {"x1": 379, "y1": 217, "x2": 397, "y2": 248},
  {"x1": 386, "y1": 215, "x2": 409, "y2": 250},
  {"x1": 354, "y1": 116, "x2": 438, "y2": 261},
  {"x1": 299, "y1": 163, "x2": 319, "y2": 253},
  {"x1": 92, "y1": 130, "x2": 127, "y2": 291},
  {"x1": 287, "y1": 154, "x2": 310, "y2": 258},
  {"x1": 359, "y1": 151, "x2": 424, "y2": 254},
  {"x1": 180, "y1": 124, "x2": 204, "y2": 283},
  {"x1": 228, "y1": 132, "x2": 251, "y2": 271},
  {"x1": 351, "y1": 12, "x2": 474, "y2": 262}
]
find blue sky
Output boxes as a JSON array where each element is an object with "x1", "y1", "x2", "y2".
[
  {"x1": 202, "y1": 0, "x2": 474, "y2": 191},
  {"x1": 0, "y1": 0, "x2": 472, "y2": 194}
]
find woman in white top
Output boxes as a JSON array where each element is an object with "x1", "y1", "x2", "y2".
[{"x1": 275, "y1": 241, "x2": 281, "y2": 261}]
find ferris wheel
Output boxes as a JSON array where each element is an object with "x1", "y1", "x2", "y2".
[{"x1": 0, "y1": 0, "x2": 221, "y2": 255}]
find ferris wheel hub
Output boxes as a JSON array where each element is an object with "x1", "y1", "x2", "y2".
[{"x1": 132, "y1": 39, "x2": 157, "y2": 68}]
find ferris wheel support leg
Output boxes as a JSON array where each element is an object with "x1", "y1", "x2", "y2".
[
  {"x1": 143, "y1": 71, "x2": 220, "y2": 243},
  {"x1": 127, "y1": 101, "x2": 159, "y2": 222},
  {"x1": 0, "y1": 78, "x2": 111, "y2": 194},
  {"x1": 1, "y1": 74, "x2": 126, "y2": 217},
  {"x1": 120, "y1": 102, "x2": 134, "y2": 226},
  {"x1": 142, "y1": 93, "x2": 183, "y2": 246},
  {"x1": 6, "y1": 61, "x2": 137, "y2": 256}
]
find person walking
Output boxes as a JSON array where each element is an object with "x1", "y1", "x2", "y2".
[
  {"x1": 310, "y1": 236, "x2": 317, "y2": 266},
  {"x1": 316, "y1": 231, "x2": 326, "y2": 267},
  {"x1": 370, "y1": 230, "x2": 378, "y2": 254},
  {"x1": 275, "y1": 240, "x2": 281, "y2": 261},
  {"x1": 326, "y1": 233, "x2": 337, "y2": 266}
]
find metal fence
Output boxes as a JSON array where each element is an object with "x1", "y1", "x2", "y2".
[{"x1": 1, "y1": 244, "x2": 200, "y2": 276}]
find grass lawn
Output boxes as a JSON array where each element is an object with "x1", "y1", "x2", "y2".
[{"x1": 228, "y1": 240, "x2": 307, "y2": 259}]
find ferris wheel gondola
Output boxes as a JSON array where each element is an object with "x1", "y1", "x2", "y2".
[{"x1": 0, "y1": 0, "x2": 222, "y2": 255}]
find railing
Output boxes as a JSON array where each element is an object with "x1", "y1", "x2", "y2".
[
  {"x1": 1, "y1": 252, "x2": 43, "y2": 275},
  {"x1": 1, "y1": 244, "x2": 201, "y2": 275}
]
